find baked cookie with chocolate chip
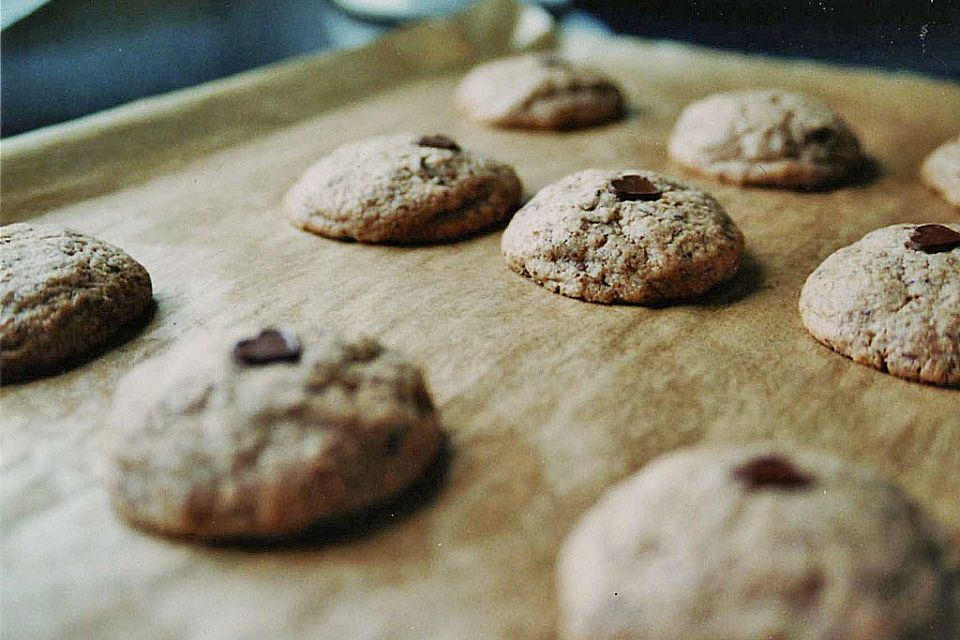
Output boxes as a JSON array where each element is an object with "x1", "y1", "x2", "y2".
[
  {"x1": 107, "y1": 328, "x2": 443, "y2": 540},
  {"x1": 800, "y1": 223, "x2": 960, "y2": 386},
  {"x1": 921, "y1": 135, "x2": 960, "y2": 207},
  {"x1": 455, "y1": 53, "x2": 625, "y2": 130},
  {"x1": 1, "y1": 223, "x2": 153, "y2": 383},
  {"x1": 501, "y1": 169, "x2": 744, "y2": 304},
  {"x1": 668, "y1": 89, "x2": 864, "y2": 188},
  {"x1": 283, "y1": 134, "x2": 521, "y2": 243},
  {"x1": 557, "y1": 443, "x2": 956, "y2": 640}
]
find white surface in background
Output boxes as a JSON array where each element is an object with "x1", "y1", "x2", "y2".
[
  {"x1": 1, "y1": 0, "x2": 49, "y2": 29},
  {"x1": 333, "y1": 0, "x2": 480, "y2": 19},
  {"x1": 333, "y1": 0, "x2": 571, "y2": 20}
]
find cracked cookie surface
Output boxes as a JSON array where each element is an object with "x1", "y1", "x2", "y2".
[
  {"x1": 799, "y1": 223, "x2": 960, "y2": 386},
  {"x1": 921, "y1": 135, "x2": 960, "y2": 208},
  {"x1": 668, "y1": 89, "x2": 864, "y2": 188},
  {"x1": 455, "y1": 54, "x2": 625, "y2": 130},
  {"x1": 1, "y1": 223, "x2": 153, "y2": 383},
  {"x1": 500, "y1": 169, "x2": 744, "y2": 304},
  {"x1": 107, "y1": 328, "x2": 442, "y2": 540},
  {"x1": 283, "y1": 134, "x2": 521, "y2": 243},
  {"x1": 557, "y1": 443, "x2": 956, "y2": 640}
]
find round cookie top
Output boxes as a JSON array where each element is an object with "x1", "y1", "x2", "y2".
[
  {"x1": 1, "y1": 223, "x2": 153, "y2": 383},
  {"x1": 668, "y1": 89, "x2": 864, "y2": 188},
  {"x1": 283, "y1": 133, "x2": 522, "y2": 243},
  {"x1": 921, "y1": 135, "x2": 960, "y2": 208},
  {"x1": 107, "y1": 328, "x2": 442, "y2": 540},
  {"x1": 455, "y1": 53, "x2": 625, "y2": 130},
  {"x1": 799, "y1": 223, "x2": 960, "y2": 386},
  {"x1": 557, "y1": 443, "x2": 955, "y2": 640},
  {"x1": 501, "y1": 169, "x2": 744, "y2": 304}
]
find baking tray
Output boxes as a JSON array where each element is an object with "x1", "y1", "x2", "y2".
[{"x1": 2, "y1": 1, "x2": 959, "y2": 637}]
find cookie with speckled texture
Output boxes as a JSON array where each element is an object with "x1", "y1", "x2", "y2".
[
  {"x1": 283, "y1": 134, "x2": 521, "y2": 243},
  {"x1": 921, "y1": 136, "x2": 960, "y2": 208},
  {"x1": 557, "y1": 443, "x2": 956, "y2": 640},
  {"x1": 1, "y1": 223, "x2": 153, "y2": 383},
  {"x1": 799, "y1": 223, "x2": 960, "y2": 386},
  {"x1": 455, "y1": 54, "x2": 625, "y2": 130},
  {"x1": 668, "y1": 89, "x2": 864, "y2": 188},
  {"x1": 107, "y1": 328, "x2": 442, "y2": 540},
  {"x1": 501, "y1": 169, "x2": 744, "y2": 304}
]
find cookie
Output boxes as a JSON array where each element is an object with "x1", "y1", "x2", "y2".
[
  {"x1": 668, "y1": 89, "x2": 864, "y2": 188},
  {"x1": 799, "y1": 223, "x2": 960, "y2": 386},
  {"x1": 921, "y1": 136, "x2": 960, "y2": 208},
  {"x1": 107, "y1": 328, "x2": 443, "y2": 540},
  {"x1": 557, "y1": 444, "x2": 956, "y2": 640},
  {"x1": 1, "y1": 223, "x2": 153, "y2": 383},
  {"x1": 501, "y1": 169, "x2": 744, "y2": 304},
  {"x1": 283, "y1": 134, "x2": 522, "y2": 243},
  {"x1": 455, "y1": 53, "x2": 625, "y2": 130}
]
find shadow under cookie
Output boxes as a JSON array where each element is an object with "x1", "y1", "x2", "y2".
[
  {"x1": 671, "y1": 155, "x2": 882, "y2": 193},
  {"x1": 2, "y1": 297, "x2": 157, "y2": 386},
  {"x1": 685, "y1": 252, "x2": 766, "y2": 308},
  {"x1": 176, "y1": 433, "x2": 453, "y2": 551}
]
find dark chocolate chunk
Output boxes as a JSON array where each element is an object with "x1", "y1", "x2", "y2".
[
  {"x1": 233, "y1": 329, "x2": 301, "y2": 366},
  {"x1": 416, "y1": 135, "x2": 461, "y2": 152},
  {"x1": 905, "y1": 224, "x2": 960, "y2": 254},
  {"x1": 384, "y1": 427, "x2": 407, "y2": 456},
  {"x1": 733, "y1": 455, "x2": 813, "y2": 490},
  {"x1": 804, "y1": 126, "x2": 836, "y2": 145},
  {"x1": 608, "y1": 175, "x2": 663, "y2": 201}
]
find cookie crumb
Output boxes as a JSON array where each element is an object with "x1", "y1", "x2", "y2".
[{"x1": 233, "y1": 329, "x2": 301, "y2": 366}]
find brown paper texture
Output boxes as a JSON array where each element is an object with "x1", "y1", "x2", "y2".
[{"x1": 2, "y1": 1, "x2": 959, "y2": 638}]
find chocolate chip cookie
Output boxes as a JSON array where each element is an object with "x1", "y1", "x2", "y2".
[
  {"x1": 668, "y1": 89, "x2": 864, "y2": 188},
  {"x1": 1, "y1": 223, "x2": 153, "y2": 383},
  {"x1": 501, "y1": 169, "x2": 744, "y2": 304},
  {"x1": 456, "y1": 53, "x2": 625, "y2": 130},
  {"x1": 921, "y1": 135, "x2": 960, "y2": 207},
  {"x1": 799, "y1": 223, "x2": 960, "y2": 386},
  {"x1": 557, "y1": 443, "x2": 956, "y2": 640},
  {"x1": 107, "y1": 328, "x2": 443, "y2": 540},
  {"x1": 283, "y1": 134, "x2": 522, "y2": 243}
]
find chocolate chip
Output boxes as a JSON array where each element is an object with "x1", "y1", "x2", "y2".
[
  {"x1": 905, "y1": 224, "x2": 960, "y2": 254},
  {"x1": 804, "y1": 127, "x2": 836, "y2": 145},
  {"x1": 541, "y1": 55, "x2": 568, "y2": 68},
  {"x1": 384, "y1": 427, "x2": 406, "y2": 456},
  {"x1": 416, "y1": 135, "x2": 461, "y2": 152},
  {"x1": 733, "y1": 455, "x2": 813, "y2": 490},
  {"x1": 233, "y1": 329, "x2": 301, "y2": 366},
  {"x1": 607, "y1": 175, "x2": 663, "y2": 201}
]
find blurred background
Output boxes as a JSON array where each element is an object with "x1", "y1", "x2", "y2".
[{"x1": 2, "y1": 0, "x2": 958, "y2": 138}]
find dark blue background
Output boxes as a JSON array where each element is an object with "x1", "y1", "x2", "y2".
[{"x1": 2, "y1": 0, "x2": 958, "y2": 137}]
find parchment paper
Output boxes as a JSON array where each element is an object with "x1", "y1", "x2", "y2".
[{"x1": 2, "y1": 1, "x2": 959, "y2": 638}]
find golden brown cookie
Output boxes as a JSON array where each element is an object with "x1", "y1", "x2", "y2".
[
  {"x1": 501, "y1": 169, "x2": 744, "y2": 304},
  {"x1": 456, "y1": 53, "x2": 625, "y2": 130},
  {"x1": 669, "y1": 89, "x2": 864, "y2": 188},
  {"x1": 283, "y1": 134, "x2": 521, "y2": 243},
  {"x1": 107, "y1": 328, "x2": 443, "y2": 540},
  {"x1": 1, "y1": 223, "x2": 153, "y2": 383},
  {"x1": 799, "y1": 223, "x2": 960, "y2": 386},
  {"x1": 557, "y1": 443, "x2": 956, "y2": 640}
]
